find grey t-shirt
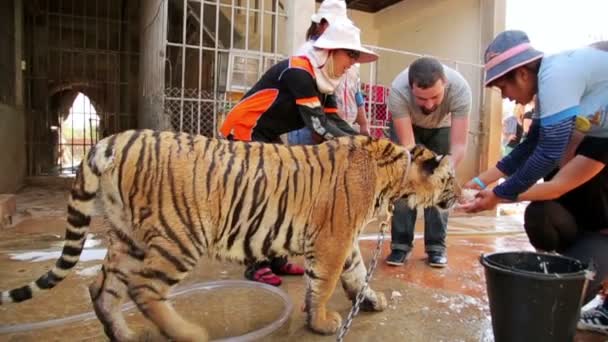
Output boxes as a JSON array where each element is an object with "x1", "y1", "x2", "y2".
[{"x1": 388, "y1": 65, "x2": 472, "y2": 129}]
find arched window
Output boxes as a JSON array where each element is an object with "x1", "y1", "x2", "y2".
[{"x1": 58, "y1": 93, "x2": 100, "y2": 174}]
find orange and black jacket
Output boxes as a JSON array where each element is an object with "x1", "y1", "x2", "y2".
[{"x1": 220, "y1": 56, "x2": 358, "y2": 143}]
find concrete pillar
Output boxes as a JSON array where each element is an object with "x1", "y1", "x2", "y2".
[
  {"x1": 0, "y1": 0, "x2": 26, "y2": 193},
  {"x1": 479, "y1": 0, "x2": 506, "y2": 173},
  {"x1": 138, "y1": 0, "x2": 169, "y2": 130},
  {"x1": 285, "y1": 0, "x2": 316, "y2": 55},
  {"x1": 14, "y1": 0, "x2": 23, "y2": 108}
]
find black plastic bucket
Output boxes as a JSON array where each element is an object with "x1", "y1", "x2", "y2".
[{"x1": 480, "y1": 251, "x2": 589, "y2": 342}]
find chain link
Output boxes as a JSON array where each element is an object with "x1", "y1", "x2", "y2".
[{"x1": 336, "y1": 221, "x2": 389, "y2": 342}]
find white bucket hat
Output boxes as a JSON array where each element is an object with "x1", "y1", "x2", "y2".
[
  {"x1": 311, "y1": 0, "x2": 347, "y2": 24},
  {"x1": 312, "y1": 20, "x2": 378, "y2": 63}
]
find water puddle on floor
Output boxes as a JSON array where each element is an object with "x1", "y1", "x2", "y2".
[{"x1": 7, "y1": 235, "x2": 107, "y2": 263}]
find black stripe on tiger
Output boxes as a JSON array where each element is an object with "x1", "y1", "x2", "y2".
[
  {"x1": 300, "y1": 146, "x2": 315, "y2": 203},
  {"x1": 283, "y1": 222, "x2": 294, "y2": 252},
  {"x1": 156, "y1": 154, "x2": 197, "y2": 264},
  {"x1": 288, "y1": 147, "x2": 300, "y2": 203},
  {"x1": 104, "y1": 134, "x2": 118, "y2": 158},
  {"x1": 133, "y1": 269, "x2": 180, "y2": 287},
  {"x1": 8, "y1": 286, "x2": 33, "y2": 303},
  {"x1": 173, "y1": 132, "x2": 183, "y2": 153},
  {"x1": 104, "y1": 289, "x2": 120, "y2": 299},
  {"x1": 129, "y1": 134, "x2": 147, "y2": 223},
  {"x1": 55, "y1": 258, "x2": 78, "y2": 271},
  {"x1": 129, "y1": 284, "x2": 164, "y2": 300},
  {"x1": 149, "y1": 244, "x2": 189, "y2": 273},
  {"x1": 187, "y1": 133, "x2": 195, "y2": 152},
  {"x1": 35, "y1": 270, "x2": 63, "y2": 290},
  {"x1": 111, "y1": 228, "x2": 145, "y2": 261},
  {"x1": 191, "y1": 152, "x2": 209, "y2": 248},
  {"x1": 329, "y1": 176, "x2": 340, "y2": 233},
  {"x1": 67, "y1": 205, "x2": 90, "y2": 228},
  {"x1": 205, "y1": 141, "x2": 219, "y2": 198},
  {"x1": 272, "y1": 144, "x2": 283, "y2": 191},
  {"x1": 342, "y1": 175, "x2": 352, "y2": 220},
  {"x1": 326, "y1": 142, "x2": 336, "y2": 184},
  {"x1": 86, "y1": 145, "x2": 102, "y2": 176},
  {"x1": 380, "y1": 142, "x2": 395, "y2": 158},
  {"x1": 65, "y1": 227, "x2": 86, "y2": 241},
  {"x1": 117, "y1": 131, "x2": 142, "y2": 205},
  {"x1": 310, "y1": 145, "x2": 325, "y2": 186},
  {"x1": 71, "y1": 166, "x2": 96, "y2": 201},
  {"x1": 220, "y1": 150, "x2": 247, "y2": 244},
  {"x1": 305, "y1": 269, "x2": 324, "y2": 280},
  {"x1": 70, "y1": 188, "x2": 96, "y2": 202},
  {"x1": 166, "y1": 148, "x2": 204, "y2": 256},
  {"x1": 226, "y1": 179, "x2": 250, "y2": 250},
  {"x1": 378, "y1": 151, "x2": 406, "y2": 167},
  {"x1": 91, "y1": 266, "x2": 108, "y2": 301},
  {"x1": 273, "y1": 189, "x2": 289, "y2": 238},
  {"x1": 180, "y1": 189, "x2": 205, "y2": 251}
]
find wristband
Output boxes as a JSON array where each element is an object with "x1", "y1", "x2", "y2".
[{"x1": 473, "y1": 177, "x2": 487, "y2": 189}]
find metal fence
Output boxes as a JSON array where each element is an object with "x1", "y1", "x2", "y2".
[
  {"x1": 24, "y1": 0, "x2": 139, "y2": 176},
  {"x1": 162, "y1": 0, "x2": 288, "y2": 137}
]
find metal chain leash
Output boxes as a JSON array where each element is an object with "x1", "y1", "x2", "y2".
[{"x1": 336, "y1": 220, "x2": 389, "y2": 342}]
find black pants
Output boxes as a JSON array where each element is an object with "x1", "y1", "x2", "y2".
[{"x1": 524, "y1": 200, "x2": 608, "y2": 303}]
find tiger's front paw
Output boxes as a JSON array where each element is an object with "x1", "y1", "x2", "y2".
[
  {"x1": 309, "y1": 310, "x2": 342, "y2": 335},
  {"x1": 358, "y1": 291, "x2": 387, "y2": 312}
]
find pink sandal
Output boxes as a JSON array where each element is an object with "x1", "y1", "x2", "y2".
[
  {"x1": 275, "y1": 262, "x2": 305, "y2": 276},
  {"x1": 249, "y1": 267, "x2": 282, "y2": 286}
]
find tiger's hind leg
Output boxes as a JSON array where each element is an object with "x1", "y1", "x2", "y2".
[
  {"x1": 128, "y1": 238, "x2": 207, "y2": 342},
  {"x1": 340, "y1": 243, "x2": 387, "y2": 312},
  {"x1": 90, "y1": 230, "x2": 143, "y2": 341},
  {"x1": 304, "y1": 226, "x2": 355, "y2": 335}
]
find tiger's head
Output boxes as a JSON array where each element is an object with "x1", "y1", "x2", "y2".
[{"x1": 401, "y1": 144, "x2": 459, "y2": 210}]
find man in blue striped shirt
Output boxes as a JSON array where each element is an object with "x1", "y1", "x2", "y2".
[{"x1": 463, "y1": 30, "x2": 608, "y2": 211}]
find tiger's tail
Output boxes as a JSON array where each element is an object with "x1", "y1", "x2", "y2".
[{"x1": 1, "y1": 150, "x2": 101, "y2": 305}]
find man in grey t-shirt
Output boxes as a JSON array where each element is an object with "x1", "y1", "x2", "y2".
[{"x1": 386, "y1": 57, "x2": 472, "y2": 268}]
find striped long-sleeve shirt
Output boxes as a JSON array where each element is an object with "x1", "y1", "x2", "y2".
[{"x1": 493, "y1": 44, "x2": 608, "y2": 200}]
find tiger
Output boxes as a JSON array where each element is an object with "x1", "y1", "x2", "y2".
[{"x1": 0, "y1": 129, "x2": 457, "y2": 341}]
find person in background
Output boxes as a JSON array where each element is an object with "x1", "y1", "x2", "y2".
[
  {"x1": 522, "y1": 99, "x2": 535, "y2": 139},
  {"x1": 334, "y1": 63, "x2": 370, "y2": 135},
  {"x1": 502, "y1": 104, "x2": 525, "y2": 156}
]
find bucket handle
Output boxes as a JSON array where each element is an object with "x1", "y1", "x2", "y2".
[{"x1": 579, "y1": 261, "x2": 597, "y2": 309}]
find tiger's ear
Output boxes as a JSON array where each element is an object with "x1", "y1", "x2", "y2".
[
  {"x1": 408, "y1": 144, "x2": 427, "y2": 159},
  {"x1": 421, "y1": 154, "x2": 446, "y2": 175},
  {"x1": 421, "y1": 157, "x2": 440, "y2": 175}
]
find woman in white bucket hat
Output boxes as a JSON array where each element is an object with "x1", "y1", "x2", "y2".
[
  {"x1": 220, "y1": 19, "x2": 377, "y2": 286},
  {"x1": 290, "y1": 1, "x2": 373, "y2": 144}
]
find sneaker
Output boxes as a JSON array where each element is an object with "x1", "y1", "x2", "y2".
[
  {"x1": 246, "y1": 266, "x2": 282, "y2": 286},
  {"x1": 427, "y1": 252, "x2": 447, "y2": 268},
  {"x1": 386, "y1": 250, "x2": 411, "y2": 266},
  {"x1": 582, "y1": 294, "x2": 605, "y2": 313},
  {"x1": 578, "y1": 303, "x2": 608, "y2": 335},
  {"x1": 274, "y1": 262, "x2": 305, "y2": 276}
]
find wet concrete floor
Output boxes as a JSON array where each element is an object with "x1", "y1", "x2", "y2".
[{"x1": 0, "y1": 185, "x2": 604, "y2": 341}]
